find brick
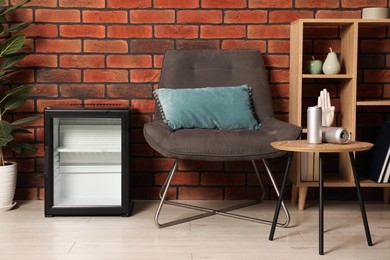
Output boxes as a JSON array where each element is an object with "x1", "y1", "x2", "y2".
[
  {"x1": 15, "y1": 0, "x2": 57, "y2": 7},
  {"x1": 179, "y1": 160, "x2": 223, "y2": 171},
  {"x1": 314, "y1": 40, "x2": 341, "y2": 53},
  {"x1": 34, "y1": 84, "x2": 59, "y2": 97},
  {"x1": 108, "y1": 26, "x2": 152, "y2": 38},
  {"x1": 18, "y1": 54, "x2": 58, "y2": 68},
  {"x1": 35, "y1": 9, "x2": 80, "y2": 23},
  {"x1": 60, "y1": 84, "x2": 105, "y2": 98},
  {"x1": 6, "y1": 9, "x2": 32, "y2": 22},
  {"x1": 9, "y1": 70, "x2": 34, "y2": 83},
  {"x1": 36, "y1": 39, "x2": 81, "y2": 53},
  {"x1": 37, "y1": 99, "x2": 82, "y2": 112},
  {"x1": 178, "y1": 187, "x2": 222, "y2": 200},
  {"x1": 270, "y1": 70, "x2": 289, "y2": 83},
  {"x1": 153, "y1": 55, "x2": 164, "y2": 68},
  {"x1": 107, "y1": 55, "x2": 152, "y2": 68},
  {"x1": 131, "y1": 143, "x2": 154, "y2": 156},
  {"x1": 14, "y1": 99, "x2": 34, "y2": 113},
  {"x1": 270, "y1": 83, "x2": 289, "y2": 98},
  {"x1": 130, "y1": 10, "x2": 175, "y2": 24},
  {"x1": 222, "y1": 40, "x2": 266, "y2": 52},
  {"x1": 131, "y1": 99, "x2": 155, "y2": 113},
  {"x1": 315, "y1": 10, "x2": 361, "y2": 19},
  {"x1": 269, "y1": 10, "x2": 313, "y2": 23},
  {"x1": 202, "y1": 0, "x2": 246, "y2": 8},
  {"x1": 177, "y1": 10, "x2": 222, "y2": 24},
  {"x1": 130, "y1": 69, "x2": 160, "y2": 83},
  {"x1": 154, "y1": 0, "x2": 199, "y2": 8},
  {"x1": 107, "y1": 84, "x2": 152, "y2": 98},
  {"x1": 384, "y1": 84, "x2": 390, "y2": 98},
  {"x1": 272, "y1": 99, "x2": 289, "y2": 112},
  {"x1": 59, "y1": 0, "x2": 105, "y2": 8},
  {"x1": 177, "y1": 40, "x2": 220, "y2": 50},
  {"x1": 361, "y1": 40, "x2": 390, "y2": 53},
  {"x1": 84, "y1": 40, "x2": 128, "y2": 53},
  {"x1": 201, "y1": 172, "x2": 245, "y2": 186},
  {"x1": 84, "y1": 70, "x2": 129, "y2": 83},
  {"x1": 60, "y1": 25, "x2": 105, "y2": 38},
  {"x1": 155, "y1": 25, "x2": 198, "y2": 39},
  {"x1": 60, "y1": 55, "x2": 104, "y2": 68},
  {"x1": 37, "y1": 69, "x2": 81, "y2": 83},
  {"x1": 133, "y1": 158, "x2": 176, "y2": 172},
  {"x1": 20, "y1": 24, "x2": 58, "y2": 37},
  {"x1": 296, "y1": 0, "x2": 339, "y2": 8},
  {"x1": 268, "y1": 40, "x2": 289, "y2": 53},
  {"x1": 248, "y1": 25, "x2": 290, "y2": 39},
  {"x1": 304, "y1": 27, "x2": 339, "y2": 38},
  {"x1": 83, "y1": 11, "x2": 128, "y2": 23},
  {"x1": 131, "y1": 114, "x2": 152, "y2": 127},
  {"x1": 14, "y1": 188, "x2": 38, "y2": 200},
  {"x1": 249, "y1": 0, "x2": 292, "y2": 8},
  {"x1": 359, "y1": 27, "x2": 387, "y2": 38},
  {"x1": 130, "y1": 39, "x2": 174, "y2": 53},
  {"x1": 107, "y1": 0, "x2": 151, "y2": 8},
  {"x1": 15, "y1": 159, "x2": 36, "y2": 172},
  {"x1": 263, "y1": 55, "x2": 289, "y2": 68},
  {"x1": 200, "y1": 25, "x2": 245, "y2": 39},
  {"x1": 224, "y1": 10, "x2": 267, "y2": 24},
  {"x1": 365, "y1": 70, "x2": 390, "y2": 82},
  {"x1": 359, "y1": 54, "x2": 385, "y2": 69},
  {"x1": 342, "y1": 0, "x2": 387, "y2": 8},
  {"x1": 357, "y1": 84, "x2": 382, "y2": 98},
  {"x1": 155, "y1": 172, "x2": 200, "y2": 186}
]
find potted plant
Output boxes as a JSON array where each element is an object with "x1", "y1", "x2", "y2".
[{"x1": 0, "y1": 0, "x2": 39, "y2": 211}]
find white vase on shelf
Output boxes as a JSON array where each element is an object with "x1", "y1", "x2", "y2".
[{"x1": 322, "y1": 47, "x2": 340, "y2": 74}]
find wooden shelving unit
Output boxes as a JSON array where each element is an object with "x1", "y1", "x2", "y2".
[{"x1": 289, "y1": 19, "x2": 390, "y2": 210}]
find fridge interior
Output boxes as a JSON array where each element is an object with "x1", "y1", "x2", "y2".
[{"x1": 53, "y1": 118, "x2": 122, "y2": 207}]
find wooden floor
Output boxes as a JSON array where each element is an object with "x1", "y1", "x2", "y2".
[{"x1": 0, "y1": 200, "x2": 389, "y2": 259}]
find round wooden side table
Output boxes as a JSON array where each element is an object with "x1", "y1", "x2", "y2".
[{"x1": 268, "y1": 140, "x2": 374, "y2": 255}]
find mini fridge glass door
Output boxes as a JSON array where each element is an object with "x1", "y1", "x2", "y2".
[{"x1": 53, "y1": 117, "x2": 122, "y2": 207}]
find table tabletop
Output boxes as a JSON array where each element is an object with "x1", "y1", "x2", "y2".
[{"x1": 271, "y1": 140, "x2": 373, "y2": 153}]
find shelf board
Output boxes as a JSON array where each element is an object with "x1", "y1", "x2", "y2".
[
  {"x1": 295, "y1": 19, "x2": 390, "y2": 26},
  {"x1": 56, "y1": 147, "x2": 121, "y2": 153},
  {"x1": 356, "y1": 100, "x2": 390, "y2": 106},
  {"x1": 59, "y1": 163, "x2": 121, "y2": 173},
  {"x1": 302, "y1": 74, "x2": 353, "y2": 79}
]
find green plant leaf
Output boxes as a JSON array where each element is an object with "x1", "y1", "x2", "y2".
[
  {"x1": 0, "y1": 23, "x2": 4, "y2": 35},
  {"x1": 0, "y1": 53, "x2": 26, "y2": 70},
  {"x1": 10, "y1": 141, "x2": 37, "y2": 154},
  {"x1": 0, "y1": 0, "x2": 31, "y2": 17},
  {"x1": 11, "y1": 127, "x2": 31, "y2": 134},
  {"x1": 11, "y1": 115, "x2": 40, "y2": 126},
  {"x1": 3, "y1": 96, "x2": 26, "y2": 112},
  {"x1": 0, "y1": 120, "x2": 13, "y2": 146},
  {"x1": 0, "y1": 34, "x2": 25, "y2": 57},
  {"x1": 5, "y1": 21, "x2": 31, "y2": 33},
  {"x1": 0, "y1": 0, "x2": 6, "y2": 7}
]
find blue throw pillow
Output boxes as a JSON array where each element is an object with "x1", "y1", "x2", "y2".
[{"x1": 153, "y1": 85, "x2": 260, "y2": 130}]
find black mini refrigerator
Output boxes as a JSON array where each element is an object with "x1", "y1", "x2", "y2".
[{"x1": 44, "y1": 107, "x2": 132, "y2": 217}]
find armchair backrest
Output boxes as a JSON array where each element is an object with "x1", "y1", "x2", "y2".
[{"x1": 156, "y1": 49, "x2": 274, "y2": 122}]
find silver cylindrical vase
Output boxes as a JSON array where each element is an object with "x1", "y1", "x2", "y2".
[{"x1": 307, "y1": 106, "x2": 322, "y2": 144}]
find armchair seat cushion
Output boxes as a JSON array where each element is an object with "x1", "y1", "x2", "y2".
[{"x1": 144, "y1": 117, "x2": 302, "y2": 161}]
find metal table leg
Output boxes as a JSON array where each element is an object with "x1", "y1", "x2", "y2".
[
  {"x1": 319, "y1": 153, "x2": 324, "y2": 255},
  {"x1": 269, "y1": 152, "x2": 293, "y2": 240},
  {"x1": 348, "y1": 152, "x2": 373, "y2": 246}
]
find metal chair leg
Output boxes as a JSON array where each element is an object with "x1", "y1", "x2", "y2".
[{"x1": 154, "y1": 159, "x2": 290, "y2": 228}]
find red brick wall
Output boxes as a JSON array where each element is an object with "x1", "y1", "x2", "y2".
[{"x1": 7, "y1": 0, "x2": 389, "y2": 200}]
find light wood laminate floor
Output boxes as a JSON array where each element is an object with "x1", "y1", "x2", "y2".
[{"x1": 0, "y1": 200, "x2": 389, "y2": 259}]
